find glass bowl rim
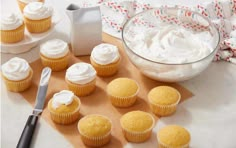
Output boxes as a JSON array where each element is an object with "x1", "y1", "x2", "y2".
[{"x1": 121, "y1": 6, "x2": 220, "y2": 65}]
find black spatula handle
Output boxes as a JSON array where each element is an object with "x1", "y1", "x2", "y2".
[{"x1": 17, "y1": 115, "x2": 38, "y2": 148}]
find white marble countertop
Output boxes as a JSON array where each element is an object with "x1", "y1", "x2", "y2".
[{"x1": 1, "y1": 0, "x2": 236, "y2": 148}]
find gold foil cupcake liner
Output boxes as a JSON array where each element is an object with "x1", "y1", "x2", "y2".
[
  {"x1": 90, "y1": 57, "x2": 120, "y2": 77},
  {"x1": 157, "y1": 138, "x2": 190, "y2": 148},
  {"x1": 40, "y1": 52, "x2": 70, "y2": 71},
  {"x1": 48, "y1": 97, "x2": 81, "y2": 125},
  {"x1": 66, "y1": 78, "x2": 96, "y2": 97},
  {"x1": 2, "y1": 68, "x2": 33, "y2": 92},
  {"x1": 107, "y1": 80, "x2": 139, "y2": 107},
  {"x1": 0, "y1": 24, "x2": 25, "y2": 43},
  {"x1": 24, "y1": 16, "x2": 51, "y2": 33},
  {"x1": 121, "y1": 113, "x2": 155, "y2": 143},
  {"x1": 78, "y1": 114, "x2": 112, "y2": 147},
  {"x1": 148, "y1": 93, "x2": 181, "y2": 117}
]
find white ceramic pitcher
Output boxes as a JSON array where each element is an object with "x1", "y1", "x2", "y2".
[{"x1": 66, "y1": 4, "x2": 102, "y2": 56}]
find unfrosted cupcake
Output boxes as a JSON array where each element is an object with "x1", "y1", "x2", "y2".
[
  {"x1": 17, "y1": 0, "x2": 45, "y2": 12},
  {"x1": 40, "y1": 39, "x2": 70, "y2": 71},
  {"x1": 107, "y1": 78, "x2": 139, "y2": 107},
  {"x1": 157, "y1": 125, "x2": 190, "y2": 148},
  {"x1": 48, "y1": 90, "x2": 81, "y2": 124},
  {"x1": 1, "y1": 57, "x2": 33, "y2": 92},
  {"x1": 120, "y1": 111, "x2": 155, "y2": 143},
  {"x1": 65, "y1": 63, "x2": 96, "y2": 96},
  {"x1": 90, "y1": 43, "x2": 120, "y2": 77},
  {"x1": 78, "y1": 114, "x2": 112, "y2": 147},
  {"x1": 0, "y1": 13, "x2": 25, "y2": 43},
  {"x1": 148, "y1": 86, "x2": 181, "y2": 116},
  {"x1": 23, "y1": 2, "x2": 53, "y2": 33}
]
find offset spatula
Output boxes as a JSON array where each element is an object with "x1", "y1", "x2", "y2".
[{"x1": 17, "y1": 67, "x2": 52, "y2": 148}]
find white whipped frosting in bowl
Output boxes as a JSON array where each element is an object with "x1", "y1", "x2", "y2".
[
  {"x1": 1, "y1": 13, "x2": 23, "y2": 30},
  {"x1": 1, "y1": 57, "x2": 31, "y2": 81},
  {"x1": 19, "y1": 0, "x2": 42, "y2": 4},
  {"x1": 23, "y1": 2, "x2": 53, "y2": 20},
  {"x1": 91, "y1": 43, "x2": 120, "y2": 65},
  {"x1": 66, "y1": 63, "x2": 96, "y2": 85},
  {"x1": 40, "y1": 39, "x2": 69, "y2": 59},
  {"x1": 125, "y1": 24, "x2": 214, "y2": 64},
  {"x1": 52, "y1": 90, "x2": 75, "y2": 109}
]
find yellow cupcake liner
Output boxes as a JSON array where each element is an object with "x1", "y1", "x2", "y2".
[
  {"x1": 48, "y1": 97, "x2": 81, "y2": 125},
  {"x1": 0, "y1": 24, "x2": 25, "y2": 43},
  {"x1": 90, "y1": 57, "x2": 120, "y2": 77},
  {"x1": 17, "y1": 0, "x2": 45, "y2": 12},
  {"x1": 24, "y1": 16, "x2": 51, "y2": 33},
  {"x1": 2, "y1": 68, "x2": 33, "y2": 92},
  {"x1": 66, "y1": 78, "x2": 96, "y2": 97},
  {"x1": 121, "y1": 114, "x2": 155, "y2": 143},
  {"x1": 107, "y1": 81, "x2": 139, "y2": 107},
  {"x1": 40, "y1": 52, "x2": 70, "y2": 72},
  {"x1": 157, "y1": 138, "x2": 190, "y2": 148},
  {"x1": 148, "y1": 96, "x2": 180, "y2": 117},
  {"x1": 78, "y1": 114, "x2": 112, "y2": 147}
]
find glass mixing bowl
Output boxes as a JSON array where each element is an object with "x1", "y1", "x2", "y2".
[{"x1": 122, "y1": 6, "x2": 220, "y2": 82}]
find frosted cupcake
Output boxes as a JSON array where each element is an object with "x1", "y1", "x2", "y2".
[
  {"x1": 120, "y1": 111, "x2": 155, "y2": 143},
  {"x1": 107, "y1": 78, "x2": 139, "y2": 107},
  {"x1": 17, "y1": 0, "x2": 45, "y2": 12},
  {"x1": 157, "y1": 125, "x2": 191, "y2": 148},
  {"x1": 148, "y1": 86, "x2": 181, "y2": 116},
  {"x1": 90, "y1": 43, "x2": 120, "y2": 77},
  {"x1": 23, "y1": 2, "x2": 53, "y2": 33},
  {"x1": 40, "y1": 39, "x2": 70, "y2": 71},
  {"x1": 0, "y1": 13, "x2": 25, "y2": 43},
  {"x1": 65, "y1": 63, "x2": 96, "y2": 97},
  {"x1": 48, "y1": 90, "x2": 81, "y2": 125},
  {"x1": 1, "y1": 57, "x2": 33, "y2": 92},
  {"x1": 78, "y1": 114, "x2": 112, "y2": 147}
]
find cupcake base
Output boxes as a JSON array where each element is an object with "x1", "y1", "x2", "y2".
[
  {"x1": 149, "y1": 99, "x2": 180, "y2": 116},
  {"x1": 66, "y1": 78, "x2": 96, "y2": 97},
  {"x1": 108, "y1": 94, "x2": 137, "y2": 107},
  {"x1": 80, "y1": 132, "x2": 111, "y2": 147},
  {"x1": 122, "y1": 128, "x2": 152, "y2": 143},
  {"x1": 157, "y1": 139, "x2": 190, "y2": 148},
  {"x1": 2, "y1": 68, "x2": 33, "y2": 92},
  {"x1": 48, "y1": 97, "x2": 81, "y2": 125},
  {"x1": 24, "y1": 16, "x2": 51, "y2": 33},
  {"x1": 90, "y1": 57, "x2": 120, "y2": 77},
  {"x1": 40, "y1": 52, "x2": 70, "y2": 71},
  {"x1": 0, "y1": 24, "x2": 25, "y2": 43}
]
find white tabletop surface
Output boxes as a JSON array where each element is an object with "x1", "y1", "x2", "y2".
[{"x1": 1, "y1": 0, "x2": 236, "y2": 148}]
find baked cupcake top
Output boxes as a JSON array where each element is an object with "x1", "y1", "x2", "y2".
[
  {"x1": 23, "y1": 2, "x2": 53, "y2": 20},
  {"x1": 19, "y1": 0, "x2": 41, "y2": 4},
  {"x1": 157, "y1": 125, "x2": 191, "y2": 147},
  {"x1": 91, "y1": 43, "x2": 120, "y2": 65},
  {"x1": 120, "y1": 111, "x2": 154, "y2": 132},
  {"x1": 40, "y1": 39, "x2": 69, "y2": 59},
  {"x1": 66, "y1": 63, "x2": 96, "y2": 85},
  {"x1": 1, "y1": 13, "x2": 23, "y2": 30},
  {"x1": 48, "y1": 90, "x2": 80, "y2": 113},
  {"x1": 1, "y1": 57, "x2": 31, "y2": 81},
  {"x1": 148, "y1": 86, "x2": 180, "y2": 105},
  {"x1": 107, "y1": 78, "x2": 139, "y2": 97},
  {"x1": 78, "y1": 114, "x2": 112, "y2": 137}
]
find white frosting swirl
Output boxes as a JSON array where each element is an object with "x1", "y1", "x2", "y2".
[
  {"x1": 23, "y1": 2, "x2": 53, "y2": 20},
  {"x1": 40, "y1": 39, "x2": 69, "y2": 59},
  {"x1": 1, "y1": 13, "x2": 23, "y2": 30},
  {"x1": 52, "y1": 90, "x2": 74, "y2": 109},
  {"x1": 19, "y1": 0, "x2": 41, "y2": 4},
  {"x1": 125, "y1": 25, "x2": 213, "y2": 64},
  {"x1": 1, "y1": 57, "x2": 31, "y2": 81},
  {"x1": 66, "y1": 63, "x2": 96, "y2": 85},
  {"x1": 91, "y1": 43, "x2": 120, "y2": 65}
]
